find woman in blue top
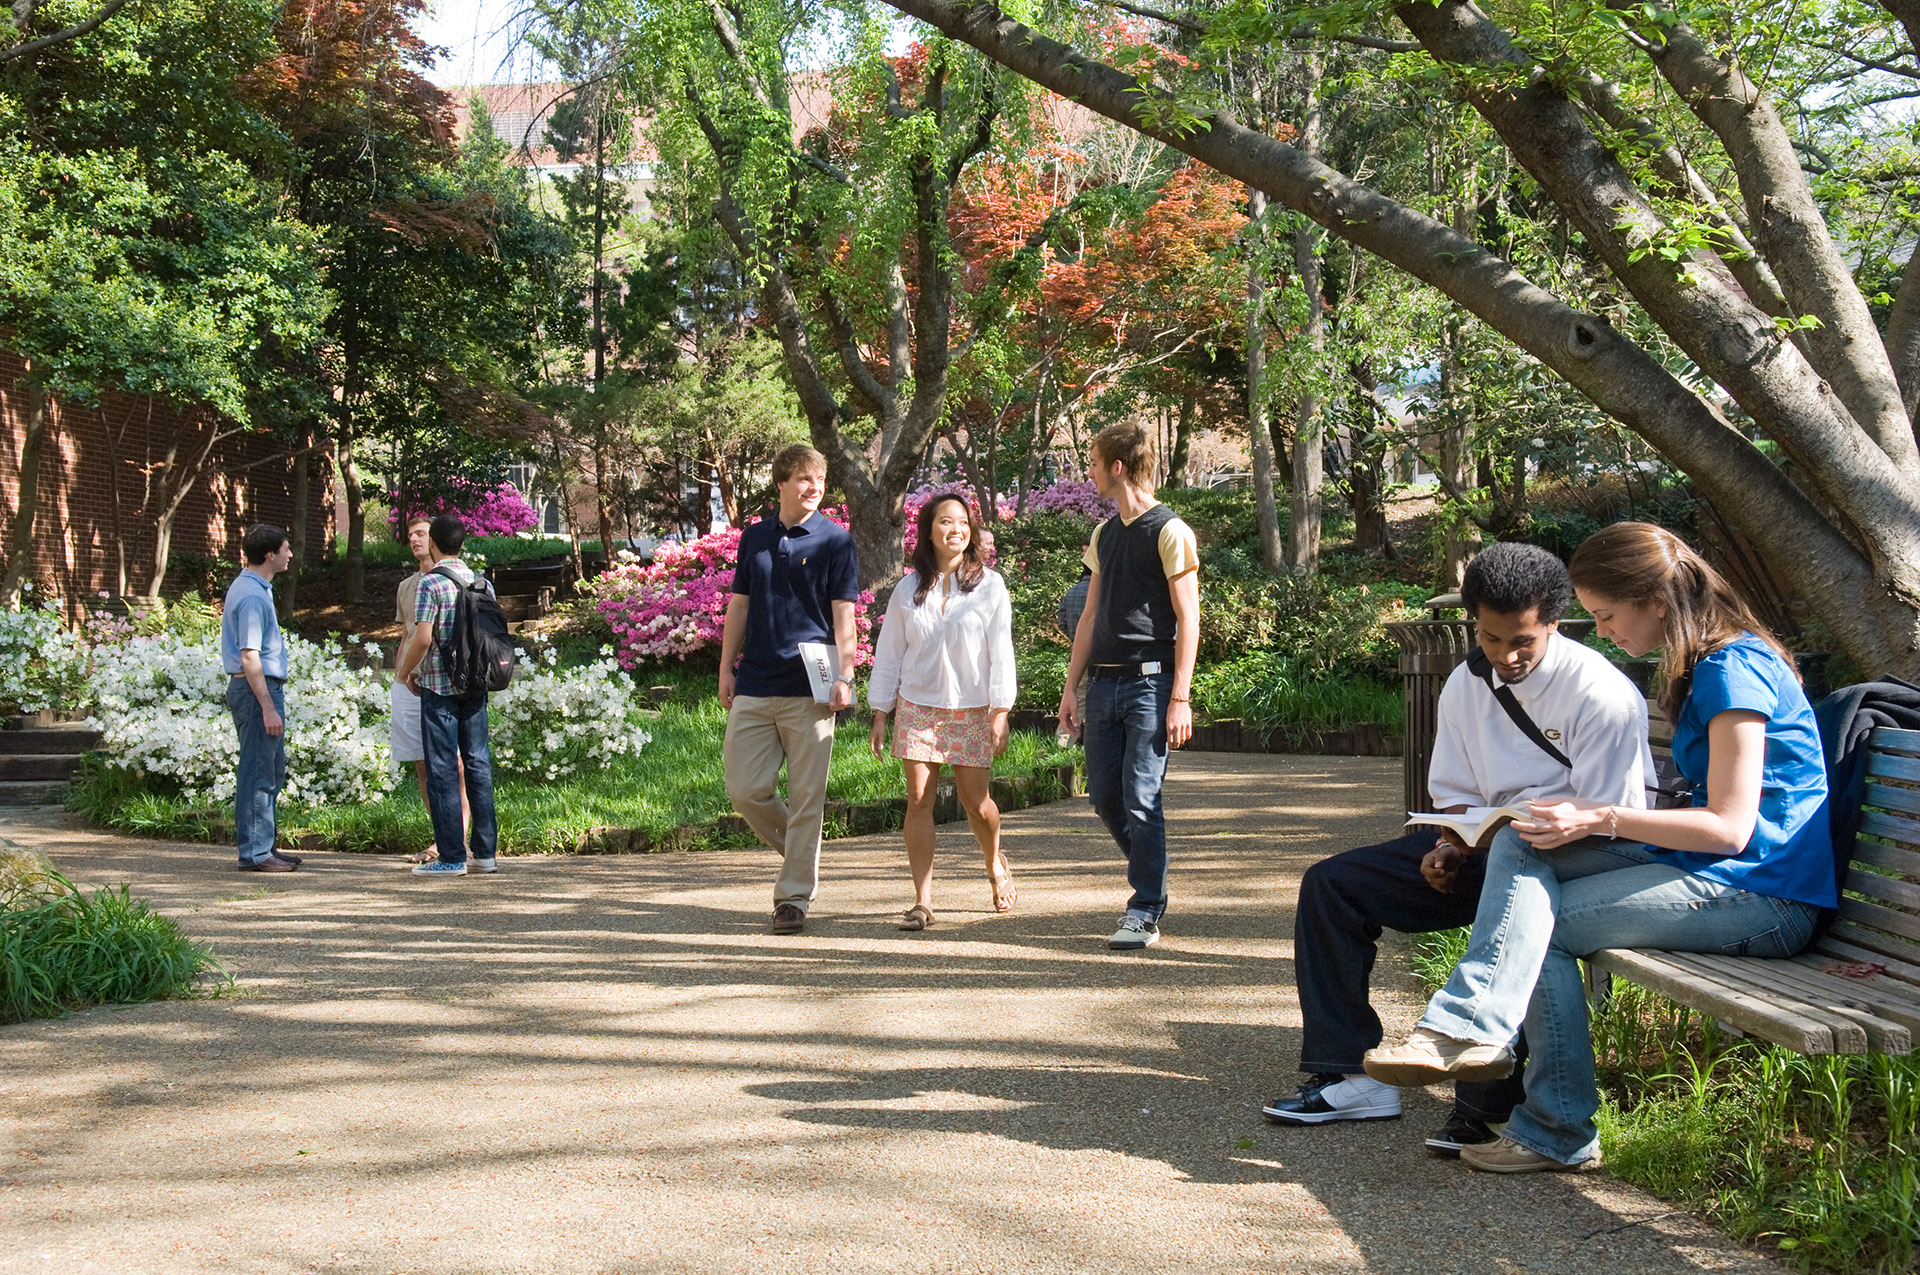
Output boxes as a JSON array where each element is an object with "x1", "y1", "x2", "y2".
[{"x1": 1363, "y1": 521, "x2": 1834, "y2": 1172}]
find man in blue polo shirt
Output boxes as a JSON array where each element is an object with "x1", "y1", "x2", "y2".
[
  {"x1": 719, "y1": 444, "x2": 860, "y2": 934},
  {"x1": 221, "y1": 524, "x2": 298, "y2": 872}
]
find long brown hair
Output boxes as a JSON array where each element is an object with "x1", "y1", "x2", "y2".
[
  {"x1": 910, "y1": 495, "x2": 985, "y2": 606},
  {"x1": 1567, "y1": 521, "x2": 1794, "y2": 722}
]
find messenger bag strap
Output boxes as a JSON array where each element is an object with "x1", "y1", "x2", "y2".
[{"x1": 1466, "y1": 648, "x2": 1573, "y2": 770}]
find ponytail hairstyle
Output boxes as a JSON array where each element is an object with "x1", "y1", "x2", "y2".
[
  {"x1": 909, "y1": 495, "x2": 985, "y2": 606},
  {"x1": 1567, "y1": 521, "x2": 1794, "y2": 723}
]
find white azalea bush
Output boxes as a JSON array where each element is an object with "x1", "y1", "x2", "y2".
[
  {"x1": 489, "y1": 647, "x2": 651, "y2": 780},
  {"x1": 89, "y1": 633, "x2": 394, "y2": 806},
  {"x1": 0, "y1": 607, "x2": 89, "y2": 715}
]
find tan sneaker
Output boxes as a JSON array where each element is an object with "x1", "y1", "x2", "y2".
[
  {"x1": 1460, "y1": 1135, "x2": 1596, "y2": 1174},
  {"x1": 1362, "y1": 1026, "x2": 1513, "y2": 1086}
]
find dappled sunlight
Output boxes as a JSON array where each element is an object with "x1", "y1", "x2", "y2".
[{"x1": 0, "y1": 754, "x2": 1772, "y2": 1274}]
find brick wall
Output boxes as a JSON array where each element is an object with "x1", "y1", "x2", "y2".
[{"x1": 0, "y1": 350, "x2": 333, "y2": 617}]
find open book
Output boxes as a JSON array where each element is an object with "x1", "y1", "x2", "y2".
[{"x1": 1405, "y1": 805, "x2": 1542, "y2": 849}]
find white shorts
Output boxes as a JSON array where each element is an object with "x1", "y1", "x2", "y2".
[{"x1": 390, "y1": 680, "x2": 425, "y2": 762}]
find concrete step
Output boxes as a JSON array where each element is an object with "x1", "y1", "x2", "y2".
[
  {"x1": 0, "y1": 727, "x2": 99, "y2": 754},
  {"x1": 0, "y1": 755, "x2": 84, "y2": 782},
  {"x1": 0, "y1": 780, "x2": 69, "y2": 806}
]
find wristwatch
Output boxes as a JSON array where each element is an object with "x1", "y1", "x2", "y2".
[{"x1": 835, "y1": 674, "x2": 856, "y2": 687}]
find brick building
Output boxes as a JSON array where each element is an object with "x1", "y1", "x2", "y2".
[{"x1": 0, "y1": 350, "x2": 333, "y2": 619}]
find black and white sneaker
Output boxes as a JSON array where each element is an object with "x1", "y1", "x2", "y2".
[
  {"x1": 1262, "y1": 1074, "x2": 1402, "y2": 1124},
  {"x1": 1424, "y1": 1112, "x2": 1500, "y2": 1156},
  {"x1": 1108, "y1": 915, "x2": 1160, "y2": 950}
]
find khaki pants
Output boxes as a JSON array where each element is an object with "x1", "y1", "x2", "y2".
[{"x1": 723, "y1": 694, "x2": 837, "y2": 911}]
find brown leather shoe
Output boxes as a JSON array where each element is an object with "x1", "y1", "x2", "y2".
[
  {"x1": 238, "y1": 854, "x2": 298, "y2": 873},
  {"x1": 272, "y1": 850, "x2": 303, "y2": 866},
  {"x1": 771, "y1": 903, "x2": 805, "y2": 934}
]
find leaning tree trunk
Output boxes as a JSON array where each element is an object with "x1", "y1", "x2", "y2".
[
  {"x1": 880, "y1": 0, "x2": 1920, "y2": 677},
  {"x1": 0, "y1": 379, "x2": 52, "y2": 605}
]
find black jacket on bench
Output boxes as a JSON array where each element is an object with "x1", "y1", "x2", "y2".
[{"x1": 1814, "y1": 676, "x2": 1920, "y2": 931}]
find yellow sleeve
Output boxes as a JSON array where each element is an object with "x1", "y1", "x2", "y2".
[
  {"x1": 1158, "y1": 518, "x2": 1200, "y2": 579},
  {"x1": 1081, "y1": 523, "x2": 1103, "y2": 575}
]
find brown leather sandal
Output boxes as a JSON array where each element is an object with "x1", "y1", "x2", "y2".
[
  {"x1": 990, "y1": 862, "x2": 1016, "y2": 913},
  {"x1": 897, "y1": 904, "x2": 934, "y2": 931}
]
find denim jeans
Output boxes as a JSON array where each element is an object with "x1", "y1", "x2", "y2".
[
  {"x1": 1293, "y1": 829, "x2": 1528, "y2": 1121},
  {"x1": 226, "y1": 677, "x2": 286, "y2": 866},
  {"x1": 419, "y1": 688, "x2": 498, "y2": 864},
  {"x1": 1084, "y1": 669, "x2": 1173, "y2": 922},
  {"x1": 1421, "y1": 826, "x2": 1819, "y2": 1163}
]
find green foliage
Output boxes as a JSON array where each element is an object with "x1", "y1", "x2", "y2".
[
  {"x1": 0, "y1": 872, "x2": 226, "y2": 1023},
  {"x1": 1192, "y1": 651, "x2": 1402, "y2": 732}
]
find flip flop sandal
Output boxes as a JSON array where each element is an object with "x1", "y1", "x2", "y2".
[
  {"x1": 410, "y1": 846, "x2": 439, "y2": 864},
  {"x1": 898, "y1": 904, "x2": 934, "y2": 931},
  {"x1": 991, "y1": 864, "x2": 1016, "y2": 913}
]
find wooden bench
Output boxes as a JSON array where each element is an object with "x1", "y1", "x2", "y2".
[{"x1": 1586, "y1": 724, "x2": 1920, "y2": 1055}]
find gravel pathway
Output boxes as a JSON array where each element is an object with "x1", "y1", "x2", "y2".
[{"x1": 0, "y1": 753, "x2": 1776, "y2": 1274}]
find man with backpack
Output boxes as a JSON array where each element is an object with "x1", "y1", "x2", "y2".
[{"x1": 395, "y1": 513, "x2": 509, "y2": 877}]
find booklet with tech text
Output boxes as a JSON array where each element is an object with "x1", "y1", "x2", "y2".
[
  {"x1": 796, "y1": 640, "x2": 839, "y2": 704},
  {"x1": 1405, "y1": 805, "x2": 1543, "y2": 849}
]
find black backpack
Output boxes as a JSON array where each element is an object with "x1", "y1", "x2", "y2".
[{"x1": 430, "y1": 565, "x2": 517, "y2": 693}]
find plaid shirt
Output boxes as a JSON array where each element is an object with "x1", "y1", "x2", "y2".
[{"x1": 412, "y1": 559, "x2": 491, "y2": 695}]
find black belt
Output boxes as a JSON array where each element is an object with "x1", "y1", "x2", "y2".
[
  {"x1": 231, "y1": 673, "x2": 286, "y2": 684},
  {"x1": 1089, "y1": 661, "x2": 1165, "y2": 678}
]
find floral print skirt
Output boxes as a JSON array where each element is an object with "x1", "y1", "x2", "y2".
[{"x1": 892, "y1": 700, "x2": 993, "y2": 769}]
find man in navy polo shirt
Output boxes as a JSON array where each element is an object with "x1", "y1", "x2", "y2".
[
  {"x1": 221, "y1": 523, "x2": 298, "y2": 872},
  {"x1": 719, "y1": 444, "x2": 861, "y2": 934}
]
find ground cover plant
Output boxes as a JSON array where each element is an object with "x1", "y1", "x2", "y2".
[
  {"x1": 1409, "y1": 928, "x2": 1919, "y2": 1272},
  {"x1": 0, "y1": 847, "x2": 224, "y2": 1024}
]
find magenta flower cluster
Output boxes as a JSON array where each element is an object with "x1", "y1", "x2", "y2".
[
  {"x1": 389, "y1": 481, "x2": 540, "y2": 539},
  {"x1": 594, "y1": 509, "x2": 874, "y2": 671},
  {"x1": 1021, "y1": 480, "x2": 1115, "y2": 522}
]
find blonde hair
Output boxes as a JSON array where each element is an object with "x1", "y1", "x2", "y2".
[
  {"x1": 1091, "y1": 422, "x2": 1157, "y2": 488},
  {"x1": 1567, "y1": 521, "x2": 1794, "y2": 723}
]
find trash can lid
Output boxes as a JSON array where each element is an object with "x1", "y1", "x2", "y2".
[{"x1": 1424, "y1": 592, "x2": 1465, "y2": 614}]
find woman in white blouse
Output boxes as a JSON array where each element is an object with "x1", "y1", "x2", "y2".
[{"x1": 868, "y1": 495, "x2": 1019, "y2": 929}]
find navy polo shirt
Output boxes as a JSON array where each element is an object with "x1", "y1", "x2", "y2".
[{"x1": 730, "y1": 511, "x2": 860, "y2": 698}]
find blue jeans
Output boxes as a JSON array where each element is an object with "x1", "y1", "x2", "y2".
[
  {"x1": 1084, "y1": 669, "x2": 1172, "y2": 922},
  {"x1": 226, "y1": 677, "x2": 286, "y2": 866},
  {"x1": 1421, "y1": 826, "x2": 1819, "y2": 1163},
  {"x1": 419, "y1": 688, "x2": 498, "y2": 864}
]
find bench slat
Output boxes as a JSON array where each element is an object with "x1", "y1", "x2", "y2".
[
  {"x1": 1848, "y1": 830, "x2": 1920, "y2": 881},
  {"x1": 1843, "y1": 861, "x2": 1920, "y2": 912},
  {"x1": 1838, "y1": 896, "x2": 1920, "y2": 944},
  {"x1": 1805, "y1": 934, "x2": 1920, "y2": 987},
  {"x1": 1650, "y1": 951, "x2": 1877, "y2": 1052},
  {"x1": 1585, "y1": 948, "x2": 1842, "y2": 1053},
  {"x1": 1817, "y1": 924, "x2": 1920, "y2": 984},
  {"x1": 1703, "y1": 956, "x2": 1917, "y2": 1051},
  {"x1": 1868, "y1": 726, "x2": 1920, "y2": 755},
  {"x1": 1864, "y1": 780, "x2": 1920, "y2": 820},
  {"x1": 1867, "y1": 750, "x2": 1920, "y2": 785}
]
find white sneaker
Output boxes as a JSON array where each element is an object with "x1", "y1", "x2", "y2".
[
  {"x1": 1108, "y1": 915, "x2": 1160, "y2": 950},
  {"x1": 467, "y1": 857, "x2": 498, "y2": 874},
  {"x1": 1263, "y1": 1074, "x2": 1403, "y2": 1124}
]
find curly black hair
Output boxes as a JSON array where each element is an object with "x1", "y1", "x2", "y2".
[{"x1": 1461, "y1": 541, "x2": 1572, "y2": 623}]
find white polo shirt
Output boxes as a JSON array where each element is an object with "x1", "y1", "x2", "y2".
[{"x1": 1427, "y1": 630, "x2": 1654, "y2": 811}]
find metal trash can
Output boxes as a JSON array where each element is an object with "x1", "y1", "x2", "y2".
[
  {"x1": 1386, "y1": 611, "x2": 1479, "y2": 815},
  {"x1": 1386, "y1": 598, "x2": 1594, "y2": 814}
]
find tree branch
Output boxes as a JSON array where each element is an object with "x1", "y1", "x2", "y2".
[
  {"x1": 1615, "y1": 0, "x2": 1916, "y2": 469},
  {"x1": 0, "y1": 0, "x2": 132, "y2": 64},
  {"x1": 1809, "y1": 39, "x2": 1920, "y2": 79},
  {"x1": 877, "y1": 0, "x2": 1906, "y2": 671}
]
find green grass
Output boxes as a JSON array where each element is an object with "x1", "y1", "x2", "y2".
[
  {"x1": 0, "y1": 873, "x2": 227, "y2": 1022},
  {"x1": 69, "y1": 706, "x2": 1084, "y2": 856},
  {"x1": 1408, "y1": 927, "x2": 1919, "y2": 1273},
  {"x1": 1191, "y1": 651, "x2": 1404, "y2": 733}
]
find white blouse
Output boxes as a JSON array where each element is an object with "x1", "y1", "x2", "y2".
[{"x1": 867, "y1": 568, "x2": 1018, "y2": 713}]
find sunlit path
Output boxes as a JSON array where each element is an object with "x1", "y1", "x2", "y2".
[{"x1": 0, "y1": 755, "x2": 1775, "y2": 1274}]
